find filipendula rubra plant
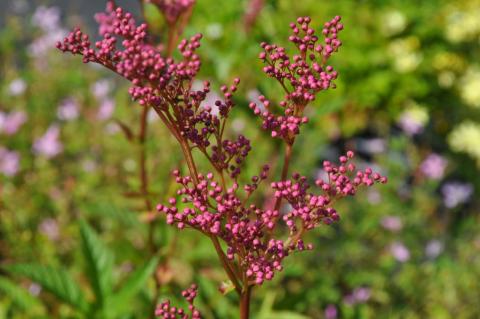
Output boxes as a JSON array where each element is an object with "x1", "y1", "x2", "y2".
[{"x1": 57, "y1": 2, "x2": 386, "y2": 318}]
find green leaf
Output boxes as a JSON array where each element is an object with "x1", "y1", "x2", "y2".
[
  {"x1": 79, "y1": 220, "x2": 114, "y2": 309},
  {"x1": 2, "y1": 264, "x2": 89, "y2": 313},
  {"x1": 106, "y1": 257, "x2": 158, "y2": 317},
  {"x1": 0, "y1": 276, "x2": 44, "y2": 312},
  {"x1": 261, "y1": 311, "x2": 311, "y2": 319}
]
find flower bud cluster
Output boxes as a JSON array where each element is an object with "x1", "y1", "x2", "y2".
[
  {"x1": 275, "y1": 151, "x2": 387, "y2": 236},
  {"x1": 57, "y1": 2, "x2": 201, "y2": 107},
  {"x1": 155, "y1": 284, "x2": 202, "y2": 319},
  {"x1": 58, "y1": 3, "x2": 250, "y2": 178},
  {"x1": 182, "y1": 79, "x2": 251, "y2": 178},
  {"x1": 250, "y1": 16, "x2": 343, "y2": 142},
  {"x1": 157, "y1": 152, "x2": 386, "y2": 286}
]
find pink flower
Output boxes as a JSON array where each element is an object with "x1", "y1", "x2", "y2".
[
  {"x1": 441, "y1": 182, "x2": 473, "y2": 208},
  {"x1": 343, "y1": 287, "x2": 371, "y2": 306},
  {"x1": 389, "y1": 242, "x2": 410, "y2": 262},
  {"x1": 381, "y1": 216, "x2": 403, "y2": 232},
  {"x1": 0, "y1": 111, "x2": 27, "y2": 135},
  {"x1": 324, "y1": 304, "x2": 338, "y2": 319},
  {"x1": 33, "y1": 125, "x2": 63, "y2": 158},
  {"x1": 91, "y1": 79, "x2": 112, "y2": 100},
  {"x1": 0, "y1": 148, "x2": 20, "y2": 177},
  {"x1": 32, "y1": 6, "x2": 61, "y2": 32},
  {"x1": 57, "y1": 98, "x2": 79, "y2": 121},
  {"x1": 425, "y1": 240, "x2": 443, "y2": 259},
  {"x1": 39, "y1": 218, "x2": 60, "y2": 241},
  {"x1": 97, "y1": 98, "x2": 116, "y2": 120},
  {"x1": 8, "y1": 79, "x2": 26, "y2": 96},
  {"x1": 420, "y1": 153, "x2": 447, "y2": 180}
]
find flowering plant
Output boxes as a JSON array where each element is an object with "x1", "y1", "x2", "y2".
[{"x1": 57, "y1": 2, "x2": 386, "y2": 318}]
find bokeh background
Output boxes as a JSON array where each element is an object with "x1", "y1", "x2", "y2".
[{"x1": 1, "y1": 0, "x2": 480, "y2": 318}]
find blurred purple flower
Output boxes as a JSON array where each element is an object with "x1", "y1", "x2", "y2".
[
  {"x1": 353, "y1": 287, "x2": 371, "y2": 303},
  {"x1": 29, "y1": 6, "x2": 66, "y2": 58},
  {"x1": 441, "y1": 182, "x2": 473, "y2": 208},
  {"x1": 28, "y1": 283, "x2": 42, "y2": 296},
  {"x1": 398, "y1": 106, "x2": 428, "y2": 136},
  {"x1": 367, "y1": 189, "x2": 382, "y2": 204},
  {"x1": 356, "y1": 137, "x2": 386, "y2": 154},
  {"x1": 420, "y1": 153, "x2": 447, "y2": 180},
  {"x1": 8, "y1": 79, "x2": 27, "y2": 96},
  {"x1": 57, "y1": 98, "x2": 79, "y2": 121},
  {"x1": 32, "y1": 6, "x2": 61, "y2": 32},
  {"x1": 0, "y1": 148, "x2": 20, "y2": 177},
  {"x1": 324, "y1": 304, "x2": 338, "y2": 319},
  {"x1": 344, "y1": 287, "x2": 371, "y2": 306},
  {"x1": 29, "y1": 29, "x2": 67, "y2": 57},
  {"x1": 425, "y1": 240, "x2": 443, "y2": 259},
  {"x1": 97, "y1": 98, "x2": 116, "y2": 120},
  {"x1": 39, "y1": 218, "x2": 60, "y2": 241},
  {"x1": 33, "y1": 125, "x2": 63, "y2": 158},
  {"x1": 0, "y1": 111, "x2": 27, "y2": 135},
  {"x1": 390, "y1": 242, "x2": 410, "y2": 262},
  {"x1": 91, "y1": 79, "x2": 112, "y2": 100},
  {"x1": 381, "y1": 216, "x2": 403, "y2": 232}
]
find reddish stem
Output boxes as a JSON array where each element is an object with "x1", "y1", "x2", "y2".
[{"x1": 240, "y1": 286, "x2": 252, "y2": 319}]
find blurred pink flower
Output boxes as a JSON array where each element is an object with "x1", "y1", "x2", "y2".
[
  {"x1": 324, "y1": 304, "x2": 338, "y2": 319},
  {"x1": 390, "y1": 242, "x2": 410, "y2": 262},
  {"x1": 344, "y1": 287, "x2": 371, "y2": 306},
  {"x1": 29, "y1": 6, "x2": 66, "y2": 58},
  {"x1": 91, "y1": 79, "x2": 112, "y2": 100},
  {"x1": 0, "y1": 111, "x2": 27, "y2": 135},
  {"x1": 97, "y1": 98, "x2": 116, "y2": 120},
  {"x1": 441, "y1": 182, "x2": 473, "y2": 208},
  {"x1": 353, "y1": 287, "x2": 371, "y2": 303},
  {"x1": 33, "y1": 125, "x2": 63, "y2": 158},
  {"x1": 32, "y1": 6, "x2": 61, "y2": 32},
  {"x1": 0, "y1": 148, "x2": 20, "y2": 177},
  {"x1": 381, "y1": 216, "x2": 403, "y2": 232},
  {"x1": 356, "y1": 137, "x2": 386, "y2": 154},
  {"x1": 367, "y1": 189, "x2": 382, "y2": 204},
  {"x1": 420, "y1": 153, "x2": 447, "y2": 180},
  {"x1": 8, "y1": 79, "x2": 26, "y2": 96},
  {"x1": 57, "y1": 98, "x2": 79, "y2": 121},
  {"x1": 39, "y1": 218, "x2": 60, "y2": 241},
  {"x1": 28, "y1": 283, "x2": 42, "y2": 296},
  {"x1": 425, "y1": 240, "x2": 443, "y2": 259}
]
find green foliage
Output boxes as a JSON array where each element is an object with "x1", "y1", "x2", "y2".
[
  {"x1": 3, "y1": 222, "x2": 158, "y2": 319},
  {"x1": 3, "y1": 264, "x2": 89, "y2": 314}
]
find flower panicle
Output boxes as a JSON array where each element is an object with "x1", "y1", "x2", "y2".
[
  {"x1": 250, "y1": 15, "x2": 344, "y2": 142},
  {"x1": 155, "y1": 284, "x2": 202, "y2": 319}
]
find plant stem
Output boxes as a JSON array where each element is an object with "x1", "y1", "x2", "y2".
[
  {"x1": 210, "y1": 236, "x2": 242, "y2": 295},
  {"x1": 240, "y1": 286, "x2": 252, "y2": 319},
  {"x1": 273, "y1": 142, "x2": 293, "y2": 212}
]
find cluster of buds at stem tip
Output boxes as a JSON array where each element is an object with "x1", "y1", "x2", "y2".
[
  {"x1": 249, "y1": 16, "x2": 343, "y2": 143},
  {"x1": 157, "y1": 151, "x2": 386, "y2": 286},
  {"x1": 57, "y1": 1, "x2": 249, "y2": 179},
  {"x1": 155, "y1": 284, "x2": 202, "y2": 318}
]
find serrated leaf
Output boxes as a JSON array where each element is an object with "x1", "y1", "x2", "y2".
[
  {"x1": 79, "y1": 220, "x2": 114, "y2": 309},
  {"x1": 2, "y1": 264, "x2": 89, "y2": 313},
  {"x1": 106, "y1": 257, "x2": 158, "y2": 317},
  {"x1": 0, "y1": 276, "x2": 44, "y2": 312}
]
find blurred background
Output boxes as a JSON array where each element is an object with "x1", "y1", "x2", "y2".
[{"x1": 1, "y1": 0, "x2": 479, "y2": 318}]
